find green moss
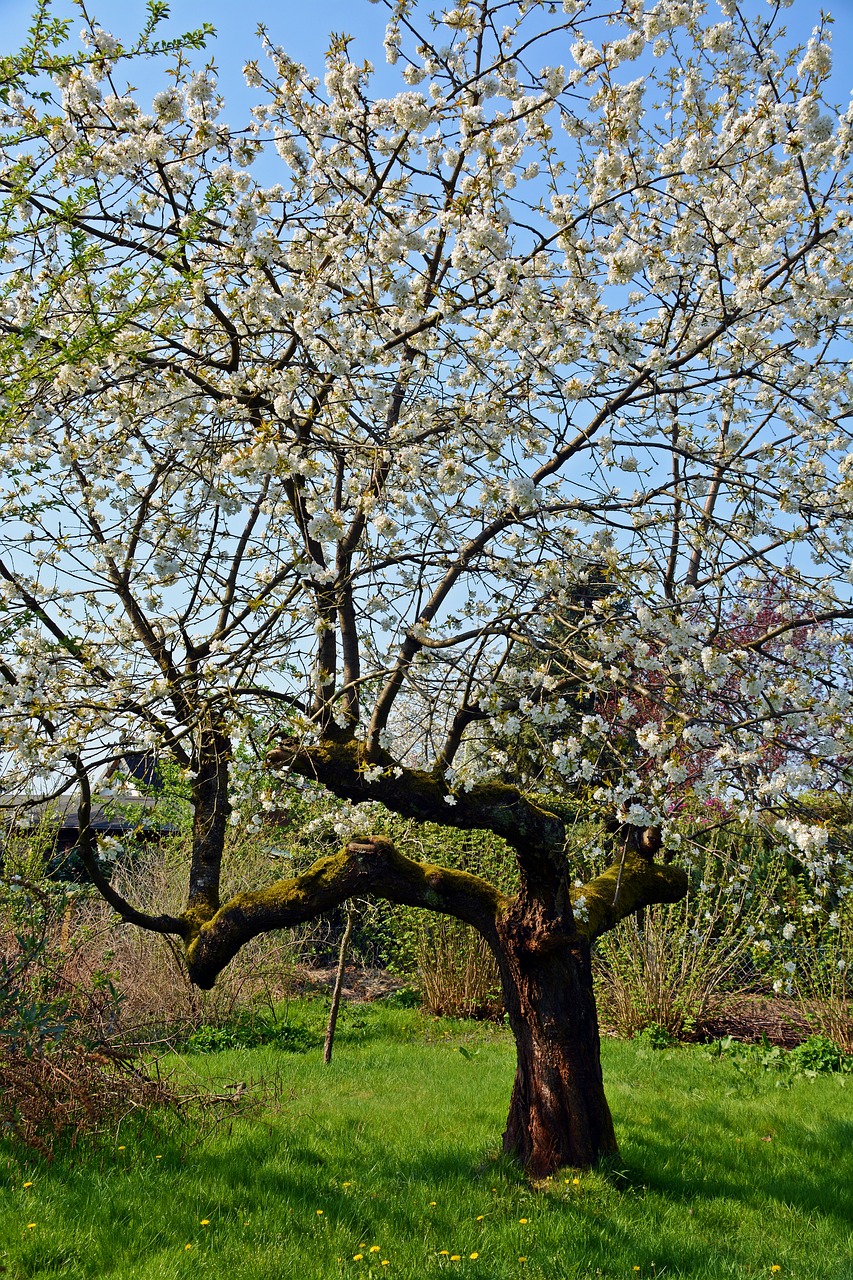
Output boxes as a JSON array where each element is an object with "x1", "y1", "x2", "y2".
[
  {"x1": 576, "y1": 856, "x2": 688, "y2": 940},
  {"x1": 186, "y1": 837, "x2": 511, "y2": 983}
]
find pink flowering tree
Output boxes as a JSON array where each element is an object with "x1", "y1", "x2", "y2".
[{"x1": 1, "y1": 0, "x2": 853, "y2": 1171}]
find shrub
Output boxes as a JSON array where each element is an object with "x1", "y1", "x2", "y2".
[
  {"x1": 594, "y1": 838, "x2": 782, "y2": 1040},
  {"x1": 790, "y1": 905, "x2": 853, "y2": 1054},
  {"x1": 412, "y1": 915, "x2": 502, "y2": 1019},
  {"x1": 787, "y1": 1034, "x2": 852, "y2": 1074},
  {"x1": 0, "y1": 878, "x2": 172, "y2": 1157}
]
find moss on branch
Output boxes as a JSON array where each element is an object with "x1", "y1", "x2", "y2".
[
  {"x1": 576, "y1": 855, "x2": 689, "y2": 941},
  {"x1": 185, "y1": 835, "x2": 509, "y2": 989},
  {"x1": 268, "y1": 737, "x2": 565, "y2": 861}
]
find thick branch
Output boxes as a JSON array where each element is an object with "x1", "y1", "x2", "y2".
[
  {"x1": 267, "y1": 737, "x2": 565, "y2": 861},
  {"x1": 577, "y1": 855, "x2": 688, "y2": 942},
  {"x1": 185, "y1": 835, "x2": 509, "y2": 989}
]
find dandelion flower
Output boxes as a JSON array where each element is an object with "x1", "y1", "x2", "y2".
[
  {"x1": 476, "y1": 1215, "x2": 484, "y2": 1221},
  {"x1": 450, "y1": 1256, "x2": 461, "y2": 1261},
  {"x1": 353, "y1": 1254, "x2": 363, "y2": 1261},
  {"x1": 201, "y1": 1220, "x2": 210, "y2": 1226},
  {"x1": 22, "y1": 1182, "x2": 33, "y2": 1189},
  {"x1": 519, "y1": 1258, "x2": 527, "y2": 1263},
  {"x1": 439, "y1": 1250, "x2": 449, "y2": 1256},
  {"x1": 430, "y1": 1201, "x2": 437, "y2": 1206},
  {"x1": 155, "y1": 1155, "x2": 162, "y2": 1161},
  {"x1": 316, "y1": 1210, "x2": 324, "y2": 1216},
  {"x1": 572, "y1": 1178, "x2": 580, "y2": 1186},
  {"x1": 117, "y1": 1146, "x2": 126, "y2": 1152},
  {"x1": 470, "y1": 1252, "x2": 479, "y2": 1259},
  {"x1": 342, "y1": 1182, "x2": 352, "y2": 1188},
  {"x1": 370, "y1": 1246, "x2": 380, "y2": 1252},
  {"x1": 26, "y1": 1223, "x2": 36, "y2": 1230},
  {"x1": 519, "y1": 1217, "x2": 528, "y2": 1224},
  {"x1": 185, "y1": 1244, "x2": 191, "y2": 1251}
]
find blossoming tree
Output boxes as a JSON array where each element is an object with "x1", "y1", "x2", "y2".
[{"x1": 1, "y1": 0, "x2": 853, "y2": 1171}]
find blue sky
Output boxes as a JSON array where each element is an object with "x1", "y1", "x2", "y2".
[{"x1": 1, "y1": 0, "x2": 853, "y2": 110}]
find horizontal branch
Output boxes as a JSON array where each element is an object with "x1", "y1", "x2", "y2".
[
  {"x1": 185, "y1": 836, "x2": 509, "y2": 989},
  {"x1": 267, "y1": 737, "x2": 565, "y2": 859}
]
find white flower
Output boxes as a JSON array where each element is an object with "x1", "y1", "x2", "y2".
[{"x1": 506, "y1": 476, "x2": 539, "y2": 509}]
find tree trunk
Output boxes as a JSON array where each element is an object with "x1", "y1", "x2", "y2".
[
  {"x1": 188, "y1": 724, "x2": 231, "y2": 916},
  {"x1": 494, "y1": 910, "x2": 618, "y2": 1175}
]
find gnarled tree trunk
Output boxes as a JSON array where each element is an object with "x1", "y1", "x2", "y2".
[{"x1": 494, "y1": 913, "x2": 617, "y2": 1171}]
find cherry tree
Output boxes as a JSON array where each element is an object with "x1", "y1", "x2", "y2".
[{"x1": 1, "y1": 0, "x2": 853, "y2": 1171}]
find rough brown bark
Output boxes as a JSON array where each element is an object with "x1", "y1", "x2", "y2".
[
  {"x1": 495, "y1": 909, "x2": 617, "y2": 1172},
  {"x1": 188, "y1": 724, "x2": 231, "y2": 917}
]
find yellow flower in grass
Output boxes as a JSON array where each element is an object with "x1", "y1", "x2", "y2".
[
  {"x1": 22, "y1": 1182, "x2": 33, "y2": 1189},
  {"x1": 476, "y1": 1215, "x2": 484, "y2": 1221},
  {"x1": 439, "y1": 1251, "x2": 449, "y2": 1257},
  {"x1": 518, "y1": 1258, "x2": 527, "y2": 1264},
  {"x1": 200, "y1": 1220, "x2": 210, "y2": 1226},
  {"x1": 370, "y1": 1246, "x2": 380, "y2": 1253},
  {"x1": 450, "y1": 1256, "x2": 461, "y2": 1262},
  {"x1": 353, "y1": 1254, "x2": 363, "y2": 1261},
  {"x1": 185, "y1": 1244, "x2": 192, "y2": 1251},
  {"x1": 316, "y1": 1210, "x2": 324, "y2": 1216},
  {"x1": 26, "y1": 1223, "x2": 36, "y2": 1230},
  {"x1": 519, "y1": 1218, "x2": 528, "y2": 1224},
  {"x1": 470, "y1": 1253, "x2": 479, "y2": 1260}
]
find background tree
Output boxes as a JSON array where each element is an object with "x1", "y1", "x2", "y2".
[{"x1": 1, "y1": 0, "x2": 853, "y2": 1172}]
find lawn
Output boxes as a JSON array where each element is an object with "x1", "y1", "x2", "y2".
[{"x1": 1, "y1": 1001, "x2": 851, "y2": 1279}]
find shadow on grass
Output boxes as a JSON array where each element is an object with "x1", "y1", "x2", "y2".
[{"x1": 613, "y1": 1105, "x2": 853, "y2": 1228}]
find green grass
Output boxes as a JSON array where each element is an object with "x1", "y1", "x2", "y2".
[{"x1": 1, "y1": 1000, "x2": 851, "y2": 1279}]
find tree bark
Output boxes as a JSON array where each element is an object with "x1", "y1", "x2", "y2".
[
  {"x1": 188, "y1": 723, "x2": 231, "y2": 918},
  {"x1": 494, "y1": 911, "x2": 617, "y2": 1173}
]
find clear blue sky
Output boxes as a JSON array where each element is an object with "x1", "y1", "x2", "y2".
[{"x1": 1, "y1": 0, "x2": 853, "y2": 110}]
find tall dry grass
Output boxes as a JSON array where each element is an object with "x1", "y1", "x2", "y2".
[
  {"x1": 414, "y1": 916, "x2": 502, "y2": 1019},
  {"x1": 67, "y1": 834, "x2": 310, "y2": 1041}
]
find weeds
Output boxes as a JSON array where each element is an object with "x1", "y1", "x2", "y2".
[{"x1": 0, "y1": 877, "x2": 173, "y2": 1157}]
